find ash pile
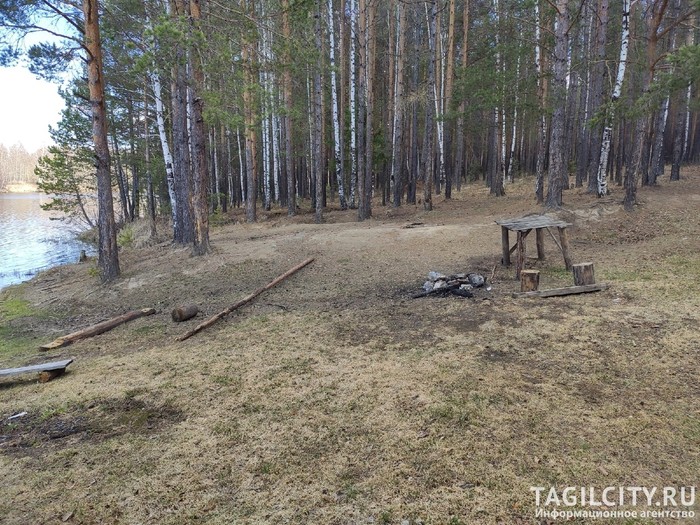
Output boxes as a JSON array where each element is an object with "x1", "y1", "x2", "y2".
[{"x1": 413, "y1": 271, "x2": 491, "y2": 299}]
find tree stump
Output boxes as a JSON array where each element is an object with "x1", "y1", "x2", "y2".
[
  {"x1": 39, "y1": 369, "x2": 65, "y2": 383},
  {"x1": 572, "y1": 263, "x2": 595, "y2": 286},
  {"x1": 79, "y1": 250, "x2": 87, "y2": 262},
  {"x1": 171, "y1": 305, "x2": 200, "y2": 322},
  {"x1": 520, "y1": 270, "x2": 540, "y2": 292}
]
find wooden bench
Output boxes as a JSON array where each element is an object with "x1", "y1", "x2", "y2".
[
  {"x1": 496, "y1": 215, "x2": 573, "y2": 279},
  {"x1": 0, "y1": 359, "x2": 73, "y2": 383}
]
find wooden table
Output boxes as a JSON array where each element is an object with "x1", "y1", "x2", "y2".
[{"x1": 496, "y1": 215, "x2": 572, "y2": 279}]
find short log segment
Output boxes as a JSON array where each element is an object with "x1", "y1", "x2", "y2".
[
  {"x1": 520, "y1": 270, "x2": 540, "y2": 292},
  {"x1": 171, "y1": 305, "x2": 200, "y2": 322},
  {"x1": 572, "y1": 262, "x2": 595, "y2": 286},
  {"x1": 40, "y1": 308, "x2": 156, "y2": 350},
  {"x1": 39, "y1": 369, "x2": 66, "y2": 383}
]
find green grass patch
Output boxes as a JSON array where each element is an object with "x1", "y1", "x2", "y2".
[{"x1": 0, "y1": 295, "x2": 33, "y2": 321}]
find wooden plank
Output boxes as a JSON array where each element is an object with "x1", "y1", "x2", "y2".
[
  {"x1": 40, "y1": 308, "x2": 156, "y2": 350},
  {"x1": 0, "y1": 359, "x2": 74, "y2": 378},
  {"x1": 512, "y1": 283, "x2": 609, "y2": 298},
  {"x1": 496, "y1": 215, "x2": 571, "y2": 231}
]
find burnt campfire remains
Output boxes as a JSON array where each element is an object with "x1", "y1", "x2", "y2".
[{"x1": 413, "y1": 271, "x2": 490, "y2": 299}]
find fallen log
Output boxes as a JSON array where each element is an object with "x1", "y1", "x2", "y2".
[
  {"x1": 512, "y1": 283, "x2": 609, "y2": 299},
  {"x1": 177, "y1": 257, "x2": 315, "y2": 342},
  {"x1": 40, "y1": 308, "x2": 156, "y2": 350},
  {"x1": 171, "y1": 305, "x2": 200, "y2": 322}
]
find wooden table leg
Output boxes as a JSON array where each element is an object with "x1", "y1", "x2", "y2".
[
  {"x1": 516, "y1": 231, "x2": 526, "y2": 280},
  {"x1": 536, "y1": 228, "x2": 545, "y2": 260},
  {"x1": 501, "y1": 226, "x2": 511, "y2": 266},
  {"x1": 558, "y1": 227, "x2": 572, "y2": 270}
]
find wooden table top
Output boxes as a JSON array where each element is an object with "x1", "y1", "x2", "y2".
[{"x1": 496, "y1": 215, "x2": 571, "y2": 231}]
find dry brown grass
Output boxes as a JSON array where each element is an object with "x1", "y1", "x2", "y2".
[{"x1": 1, "y1": 170, "x2": 699, "y2": 524}]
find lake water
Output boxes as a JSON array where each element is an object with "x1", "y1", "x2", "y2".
[{"x1": 0, "y1": 193, "x2": 95, "y2": 290}]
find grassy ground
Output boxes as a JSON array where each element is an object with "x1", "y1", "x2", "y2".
[{"x1": 1, "y1": 170, "x2": 698, "y2": 524}]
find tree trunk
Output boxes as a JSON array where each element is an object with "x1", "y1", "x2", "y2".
[
  {"x1": 596, "y1": 0, "x2": 629, "y2": 197},
  {"x1": 143, "y1": 86, "x2": 157, "y2": 238},
  {"x1": 624, "y1": 1, "x2": 668, "y2": 210},
  {"x1": 147, "y1": 66, "x2": 177, "y2": 231},
  {"x1": 111, "y1": 130, "x2": 131, "y2": 222},
  {"x1": 422, "y1": 0, "x2": 438, "y2": 210},
  {"x1": 243, "y1": 0, "x2": 258, "y2": 223},
  {"x1": 349, "y1": 0, "x2": 358, "y2": 209},
  {"x1": 282, "y1": 0, "x2": 295, "y2": 215},
  {"x1": 534, "y1": 0, "x2": 547, "y2": 204},
  {"x1": 545, "y1": 0, "x2": 569, "y2": 209},
  {"x1": 189, "y1": 0, "x2": 210, "y2": 255},
  {"x1": 587, "y1": 0, "x2": 609, "y2": 193},
  {"x1": 443, "y1": 0, "x2": 456, "y2": 198},
  {"x1": 83, "y1": 0, "x2": 119, "y2": 282},
  {"x1": 314, "y1": 0, "x2": 324, "y2": 223},
  {"x1": 327, "y1": 0, "x2": 347, "y2": 210},
  {"x1": 650, "y1": 98, "x2": 669, "y2": 184},
  {"x1": 356, "y1": 0, "x2": 370, "y2": 219},
  {"x1": 390, "y1": 0, "x2": 407, "y2": 207},
  {"x1": 454, "y1": 0, "x2": 469, "y2": 191}
]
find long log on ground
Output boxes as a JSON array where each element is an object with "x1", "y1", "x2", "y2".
[
  {"x1": 512, "y1": 283, "x2": 609, "y2": 298},
  {"x1": 177, "y1": 258, "x2": 315, "y2": 342},
  {"x1": 40, "y1": 308, "x2": 156, "y2": 350}
]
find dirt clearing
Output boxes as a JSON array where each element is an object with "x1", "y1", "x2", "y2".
[{"x1": 1, "y1": 172, "x2": 699, "y2": 524}]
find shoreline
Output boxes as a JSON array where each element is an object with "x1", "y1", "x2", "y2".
[{"x1": 0, "y1": 182, "x2": 39, "y2": 194}]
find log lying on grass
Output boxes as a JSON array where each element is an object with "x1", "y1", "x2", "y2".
[
  {"x1": 171, "y1": 305, "x2": 200, "y2": 322},
  {"x1": 177, "y1": 258, "x2": 315, "y2": 342},
  {"x1": 40, "y1": 308, "x2": 156, "y2": 350},
  {"x1": 512, "y1": 283, "x2": 609, "y2": 298}
]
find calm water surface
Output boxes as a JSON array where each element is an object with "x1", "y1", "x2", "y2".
[{"x1": 0, "y1": 193, "x2": 95, "y2": 290}]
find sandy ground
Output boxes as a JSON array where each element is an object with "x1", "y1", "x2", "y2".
[{"x1": 1, "y1": 171, "x2": 699, "y2": 524}]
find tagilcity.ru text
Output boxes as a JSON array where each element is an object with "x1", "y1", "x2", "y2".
[{"x1": 530, "y1": 486, "x2": 696, "y2": 508}]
